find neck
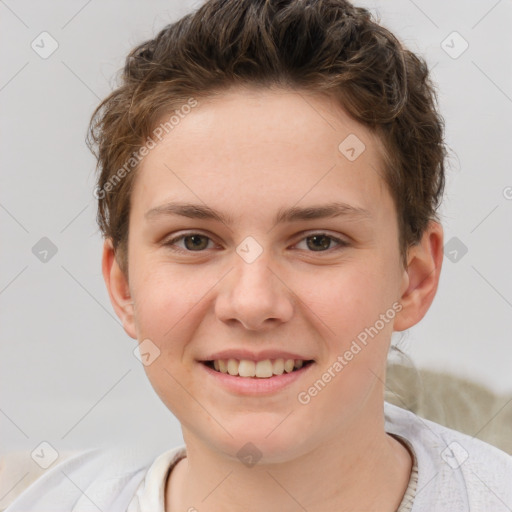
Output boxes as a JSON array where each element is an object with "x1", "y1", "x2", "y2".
[{"x1": 166, "y1": 398, "x2": 412, "y2": 512}]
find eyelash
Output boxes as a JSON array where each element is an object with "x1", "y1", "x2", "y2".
[{"x1": 162, "y1": 231, "x2": 349, "y2": 255}]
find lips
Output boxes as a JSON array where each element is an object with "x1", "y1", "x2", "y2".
[
  {"x1": 199, "y1": 356, "x2": 315, "y2": 394},
  {"x1": 200, "y1": 349, "x2": 313, "y2": 362}
]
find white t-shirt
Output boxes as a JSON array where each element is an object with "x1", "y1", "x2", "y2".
[{"x1": 5, "y1": 402, "x2": 512, "y2": 511}]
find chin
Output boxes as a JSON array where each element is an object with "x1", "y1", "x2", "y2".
[{"x1": 208, "y1": 417, "x2": 311, "y2": 465}]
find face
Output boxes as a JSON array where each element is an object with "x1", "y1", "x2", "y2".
[{"x1": 109, "y1": 87, "x2": 414, "y2": 462}]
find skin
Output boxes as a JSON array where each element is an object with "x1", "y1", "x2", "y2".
[{"x1": 103, "y1": 86, "x2": 443, "y2": 511}]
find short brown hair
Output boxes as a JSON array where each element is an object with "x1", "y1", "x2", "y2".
[{"x1": 87, "y1": 0, "x2": 446, "y2": 275}]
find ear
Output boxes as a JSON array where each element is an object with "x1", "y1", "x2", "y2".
[
  {"x1": 102, "y1": 238, "x2": 137, "y2": 339},
  {"x1": 394, "y1": 221, "x2": 444, "y2": 331}
]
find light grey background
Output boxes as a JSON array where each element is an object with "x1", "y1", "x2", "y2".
[{"x1": 1, "y1": 0, "x2": 511, "y2": 459}]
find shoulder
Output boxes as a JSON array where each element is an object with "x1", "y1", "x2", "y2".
[
  {"x1": 385, "y1": 401, "x2": 512, "y2": 511},
  {"x1": 1, "y1": 444, "x2": 183, "y2": 512}
]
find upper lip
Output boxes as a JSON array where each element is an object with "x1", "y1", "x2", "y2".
[{"x1": 200, "y1": 349, "x2": 314, "y2": 362}]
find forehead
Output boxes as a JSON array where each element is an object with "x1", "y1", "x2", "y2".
[{"x1": 132, "y1": 87, "x2": 392, "y2": 223}]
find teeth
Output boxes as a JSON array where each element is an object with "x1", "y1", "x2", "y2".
[
  {"x1": 238, "y1": 359, "x2": 256, "y2": 377},
  {"x1": 284, "y1": 359, "x2": 295, "y2": 373},
  {"x1": 227, "y1": 359, "x2": 239, "y2": 376},
  {"x1": 209, "y1": 358, "x2": 309, "y2": 378},
  {"x1": 273, "y1": 358, "x2": 284, "y2": 375},
  {"x1": 255, "y1": 359, "x2": 273, "y2": 378}
]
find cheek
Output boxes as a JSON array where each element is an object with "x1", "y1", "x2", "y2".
[
  {"x1": 131, "y1": 262, "x2": 208, "y2": 338},
  {"x1": 299, "y1": 270, "x2": 396, "y2": 420},
  {"x1": 131, "y1": 266, "x2": 204, "y2": 415},
  {"x1": 299, "y1": 263, "x2": 392, "y2": 334},
  {"x1": 297, "y1": 258, "x2": 399, "y2": 388}
]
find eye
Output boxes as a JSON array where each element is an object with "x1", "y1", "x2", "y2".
[
  {"x1": 163, "y1": 232, "x2": 215, "y2": 252},
  {"x1": 294, "y1": 233, "x2": 348, "y2": 252},
  {"x1": 163, "y1": 231, "x2": 349, "y2": 254}
]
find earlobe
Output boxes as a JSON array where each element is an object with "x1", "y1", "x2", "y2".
[
  {"x1": 102, "y1": 239, "x2": 138, "y2": 339},
  {"x1": 394, "y1": 221, "x2": 444, "y2": 332}
]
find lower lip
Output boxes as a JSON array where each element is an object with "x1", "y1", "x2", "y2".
[{"x1": 199, "y1": 361, "x2": 315, "y2": 396}]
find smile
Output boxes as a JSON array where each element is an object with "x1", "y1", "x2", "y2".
[{"x1": 203, "y1": 358, "x2": 315, "y2": 378}]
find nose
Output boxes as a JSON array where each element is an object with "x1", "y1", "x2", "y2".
[{"x1": 215, "y1": 253, "x2": 294, "y2": 331}]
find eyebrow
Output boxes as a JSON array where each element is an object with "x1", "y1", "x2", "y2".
[{"x1": 145, "y1": 201, "x2": 372, "y2": 227}]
